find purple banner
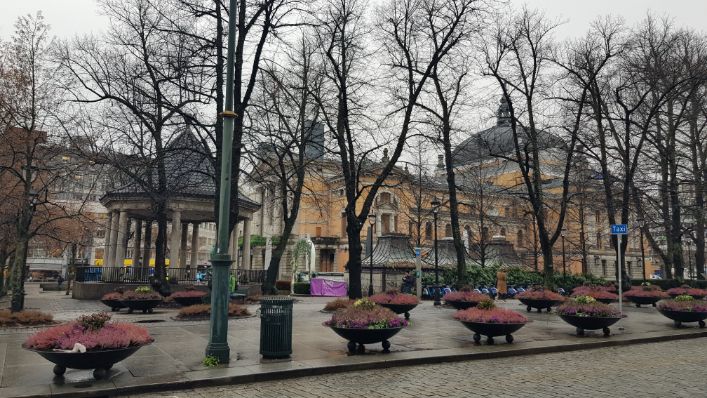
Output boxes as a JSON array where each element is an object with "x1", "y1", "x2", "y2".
[{"x1": 310, "y1": 278, "x2": 348, "y2": 297}]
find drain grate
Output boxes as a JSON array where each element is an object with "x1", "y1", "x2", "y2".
[{"x1": 135, "y1": 319, "x2": 166, "y2": 323}]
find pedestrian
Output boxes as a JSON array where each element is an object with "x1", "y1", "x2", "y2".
[{"x1": 496, "y1": 266, "x2": 508, "y2": 300}]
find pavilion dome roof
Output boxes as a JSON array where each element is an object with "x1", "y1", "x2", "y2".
[{"x1": 362, "y1": 234, "x2": 417, "y2": 269}]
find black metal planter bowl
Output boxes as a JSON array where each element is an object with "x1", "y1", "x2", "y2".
[
  {"x1": 559, "y1": 315, "x2": 621, "y2": 336},
  {"x1": 329, "y1": 327, "x2": 403, "y2": 354},
  {"x1": 172, "y1": 296, "x2": 206, "y2": 307},
  {"x1": 625, "y1": 296, "x2": 661, "y2": 308},
  {"x1": 445, "y1": 300, "x2": 480, "y2": 310},
  {"x1": 518, "y1": 298, "x2": 562, "y2": 313},
  {"x1": 26, "y1": 345, "x2": 145, "y2": 379},
  {"x1": 459, "y1": 321, "x2": 526, "y2": 344},
  {"x1": 594, "y1": 298, "x2": 616, "y2": 305},
  {"x1": 100, "y1": 299, "x2": 125, "y2": 312},
  {"x1": 658, "y1": 309, "x2": 707, "y2": 328},
  {"x1": 121, "y1": 299, "x2": 162, "y2": 314},
  {"x1": 377, "y1": 303, "x2": 418, "y2": 320}
]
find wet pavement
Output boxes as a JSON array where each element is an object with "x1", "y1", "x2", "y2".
[{"x1": 1, "y1": 283, "x2": 705, "y2": 397}]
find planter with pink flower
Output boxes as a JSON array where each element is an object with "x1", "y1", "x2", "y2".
[
  {"x1": 453, "y1": 300, "x2": 528, "y2": 344},
  {"x1": 516, "y1": 289, "x2": 565, "y2": 313},
  {"x1": 623, "y1": 285, "x2": 669, "y2": 308},
  {"x1": 170, "y1": 287, "x2": 208, "y2": 307},
  {"x1": 571, "y1": 286, "x2": 618, "y2": 304},
  {"x1": 443, "y1": 290, "x2": 490, "y2": 310},
  {"x1": 100, "y1": 291, "x2": 126, "y2": 312},
  {"x1": 557, "y1": 296, "x2": 622, "y2": 336},
  {"x1": 657, "y1": 295, "x2": 707, "y2": 328},
  {"x1": 324, "y1": 298, "x2": 408, "y2": 354},
  {"x1": 23, "y1": 313, "x2": 153, "y2": 379},
  {"x1": 120, "y1": 286, "x2": 163, "y2": 314},
  {"x1": 667, "y1": 286, "x2": 707, "y2": 299},
  {"x1": 369, "y1": 290, "x2": 420, "y2": 319}
]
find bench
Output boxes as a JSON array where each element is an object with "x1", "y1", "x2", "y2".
[{"x1": 229, "y1": 287, "x2": 249, "y2": 303}]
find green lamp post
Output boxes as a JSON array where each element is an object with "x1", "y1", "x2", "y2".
[{"x1": 206, "y1": 0, "x2": 238, "y2": 363}]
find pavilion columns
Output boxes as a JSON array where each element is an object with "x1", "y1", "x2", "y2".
[
  {"x1": 114, "y1": 210, "x2": 129, "y2": 267},
  {"x1": 103, "y1": 212, "x2": 113, "y2": 267},
  {"x1": 180, "y1": 223, "x2": 188, "y2": 268},
  {"x1": 142, "y1": 221, "x2": 152, "y2": 268},
  {"x1": 190, "y1": 223, "x2": 199, "y2": 267},
  {"x1": 170, "y1": 210, "x2": 182, "y2": 268},
  {"x1": 107, "y1": 211, "x2": 120, "y2": 267},
  {"x1": 229, "y1": 226, "x2": 240, "y2": 270},
  {"x1": 242, "y1": 218, "x2": 252, "y2": 270},
  {"x1": 132, "y1": 219, "x2": 143, "y2": 267}
]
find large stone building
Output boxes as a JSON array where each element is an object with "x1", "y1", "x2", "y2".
[{"x1": 247, "y1": 99, "x2": 659, "y2": 285}]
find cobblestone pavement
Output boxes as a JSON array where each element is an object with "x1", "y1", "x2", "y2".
[{"x1": 130, "y1": 339, "x2": 707, "y2": 398}]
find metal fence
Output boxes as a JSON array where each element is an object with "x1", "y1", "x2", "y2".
[{"x1": 75, "y1": 266, "x2": 266, "y2": 285}]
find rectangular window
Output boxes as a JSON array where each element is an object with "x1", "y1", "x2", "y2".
[{"x1": 601, "y1": 260, "x2": 607, "y2": 276}]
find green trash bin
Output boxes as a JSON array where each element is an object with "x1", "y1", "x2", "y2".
[{"x1": 259, "y1": 296, "x2": 293, "y2": 359}]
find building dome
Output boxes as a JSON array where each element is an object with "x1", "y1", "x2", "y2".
[{"x1": 452, "y1": 97, "x2": 565, "y2": 166}]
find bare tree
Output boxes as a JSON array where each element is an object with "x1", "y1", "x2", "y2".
[{"x1": 313, "y1": 0, "x2": 479, "y2": 298}]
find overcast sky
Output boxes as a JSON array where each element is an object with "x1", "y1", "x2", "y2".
[{"x1": 1, "y1": 0, "x2": 706, "y2": 40}]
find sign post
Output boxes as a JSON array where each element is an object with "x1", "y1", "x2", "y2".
[
  {"x1": 610, "y1": 224, "x2": 628, "y2": 320},
  {"x1": 414, "y1": 247, "x2": 422, "y2": 298}
]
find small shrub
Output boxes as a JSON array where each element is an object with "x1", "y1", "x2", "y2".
[
  {"x1": 275, "y1": 280, "x2": 292, "y2": 290},
  {"x1": 203, "y1": 355, "x2": 219, "y2": 368},
  {"x1": 293, "y1": 282, "x2": 310, "y2": 295},
  {"x1": 0, "y1": 309, "x2": 54, "y2": 326},
  {"x1": 135, "y1": 286, "x2": 153, "y2": 294},
  {"x1": 454, "y1": 306, "x2": 528, "y2": 324},
  {"x1": 77, "y1": 312, "x2": 112, "y2": 330},
  {"x1": 177, "y1": 303, "x2": 251, "y2": 318},
  {"x1": 323, "y1": 298, "x2": 353, "y2": 312},
  {"x1": 122, "y1": 289, "x2": 162, "y2": 300},
  {"x1": 570, "y1": 286, "x2": 618, "y2": 301}
]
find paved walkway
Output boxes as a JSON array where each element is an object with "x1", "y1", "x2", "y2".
[
  {"x1": 127, "y1": 338, "x2": 707, "y2": 398},
  {"x1": 1, "y1": 284, "x2": 706, "y2": 397}
]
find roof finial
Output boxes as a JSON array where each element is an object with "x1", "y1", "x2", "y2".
[
  {"x1": 382, "y1": 148, "x2": 389, "y2": 163},
  {"x1": 497, "y1": 96, "x2": 511, "y2": 126}
]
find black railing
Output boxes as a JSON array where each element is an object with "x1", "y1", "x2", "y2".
[{"x1": 75, "y1": 266, "x2": 266, "y2": 285}]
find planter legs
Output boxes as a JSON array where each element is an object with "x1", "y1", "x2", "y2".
[
  {"x1": 473, "y1": 333, "x2": 481, "y2": 344},
  {"x1": 674, "y1": 321, "x2": 682, "y2": 328},
  {"x1": 404, "y1": 312, "x2": 410, "y2": 320},
  {"x1": 93, "y1": 368, "x2": 108, "y2": 380},
  {"x1": 536, "y1": 308, "x2": 542, "y2": 313},
  {"x1": 546, "y1": 307, "x2": 552, "y2": 313},
  {"x1": 382, "y1": 340, "x2": 391, "y2": 353},
  {"x1": 652, "y1": 303, "x2": 657, "y2": 307},
  {"x1": 357, "y1": 344, "x2": 365, "y2": 354},
  {"x1": 602, "y1": 327, "x2": 611, "y2": 337},
  {"x1": 526, "y1": 306, "x2": 532, "y2": 313},
  {"x1": 635, "y1": 304, "x2": 641, "y2": 308},
  {"x1": 699, "y1": 320, "x2": 706, "y2": 329},
  {"x1": 505, "y1": 334, "x2": 514, "y2": 344},
  {"x1": 53, "y1": 365, "x2": 66, "y2": 376},
  {"x1": 576, "y1": 327, "x2": 584, "y2": 336},
  {"x1": 347, "y1": 341, "x2": 357, "y2": 354},
  {"x1": 127, "y1": 308, "x2": 134, "y2": 314},
  {"x1": 486, "y1": 336, "x2": 494, "y2": 345}
]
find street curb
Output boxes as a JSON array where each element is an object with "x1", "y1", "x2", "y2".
[{"x1": 11, "y1": 330, "x2": 707, "y2": 398}]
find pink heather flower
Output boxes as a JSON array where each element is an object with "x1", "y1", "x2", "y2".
[
  {"x1": 369, "y1": 292, "x2": 419, "y2": 305},
  {"x1": 557, "y1": 300, "x2": 621, "y2": 318},
  {"x1": 516, "y1": 289, "x2": 565, "y2": 301},
  {"x1": 324, "y1": 306, "x2": 408, "y2": 329},
  {"x1": 667, "y1": 287, "x2": 707, "y2": 297},
  {"x1": 170, "y1": 290, "x2": 207, "y2": 298},
  {"x1": 624, "y1": 288, "x2": 669, "y2": 299},
  {"x1": 453, "y1": 307, "x2": 528, "y2": 324},
  {"x1": 658, "y1": 299, "x2": 707, "y2": 313},
  {"x1": 443, "y1": 291, "x2": 489, "y2": 303},
  {"x1": 570, "y1": 288, "x2": 618, "y2": 300},
  {"x1": 23, "y1": 318, "x2": 153, "y2": 351}
]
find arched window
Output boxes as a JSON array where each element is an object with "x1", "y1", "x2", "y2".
[
  {"x1": 517, "y1": 229, "x2": 524, "y2": 247},
  {"x1": 482, "y1": 227, "x2": 489, "y2": 241},
  {"x1": 445, "y1": 224, "x2": 452, "y2": 237},
  {"x1": 464, "y1": 225, "x2": 473, "y2": 248},
  {"x1": 425, "y1": 222, "x2": 432, "y2": 240}
]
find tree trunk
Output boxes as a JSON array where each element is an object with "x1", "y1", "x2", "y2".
[
  {"x1": 263, "y1": 223, "x2": 295, "y2": 295},
  {"x1": 10, "y1": 237, "x2": 28, "y2": 312},
  {"x1": 441, "y1": 130, "x2": 466, "y2": 284},
  {"x1": 346, "y1": 215, "x2": 363, "y2": 299},
  {"x1": 154, "y1": 204, "x2": 168, "y2": 284}
]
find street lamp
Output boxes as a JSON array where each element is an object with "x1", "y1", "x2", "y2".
[
  {"x1": 431, "y1": 197, "x2": 441, "y2": 306},
  {"x1": 206, "y1": 0, "x2": 238, "y2": 364},
  {"x1": 687, "y1": 240, "x2": 693, "y2": 279},
  {"x1": 561, "y1": 228, "x2": 567, "y2": 277},
  {"x1": 368, "y1": 213, "x2": 376, "y2": 297},
  {"x1": 639, "y1": 220, "x2": 646, "y2": 282}
]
